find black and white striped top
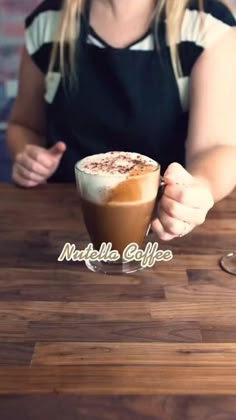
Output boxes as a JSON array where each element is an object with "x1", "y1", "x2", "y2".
[{"x1": 25, "y1": 0, "x2": 236, "y2": 182}]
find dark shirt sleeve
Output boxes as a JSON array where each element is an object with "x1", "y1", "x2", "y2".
[
  {"x1": 179, "y1": 0, "x2": 236, "y2": 77},
  {"x1": 24, "y1": 0, "x2": 62, "y2": 74}
]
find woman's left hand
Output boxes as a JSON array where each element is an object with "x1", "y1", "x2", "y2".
[{"x1": 152, "y1": 163, "x2": 215, "y2": 241}]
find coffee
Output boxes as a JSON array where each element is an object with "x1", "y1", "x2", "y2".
[{"x1": 75, "y1": 152, "x2": 160, "y2": 256}]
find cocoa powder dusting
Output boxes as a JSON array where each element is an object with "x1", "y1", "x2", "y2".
[{"x1": 81, "y1": 152, "x2": 158, "y2": 176}]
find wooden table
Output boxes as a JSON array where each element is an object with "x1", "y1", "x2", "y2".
[{"x1": 0, "y1": 183, "x2": 236, "y2": 419}]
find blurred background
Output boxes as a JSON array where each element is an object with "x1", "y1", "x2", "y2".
[
  {"x1": 0, "y1": 0, "x2": 236, "y2": 183},
  {"x1": 0, "y1": 0, "x2": 39, "y2": 182}
]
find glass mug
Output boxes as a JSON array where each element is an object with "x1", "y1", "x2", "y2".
[
  {"x1": 75, "y1": 152, "x2": 164, "y2": 274},
  {"x1": 220, "y1": 253, "x2": 236, "y2": 275}
]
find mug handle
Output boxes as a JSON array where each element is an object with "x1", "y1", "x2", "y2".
[
  {"x1": 158, "y1": 176, "x2": 167, "y2": 200},
  {"x1": 146, "y1": 177, "x2": 167, "y2": 236}
]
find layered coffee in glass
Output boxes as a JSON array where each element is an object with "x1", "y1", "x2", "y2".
[{"x1": 75, "y1": 151, "x2": 160, "y2": 274}]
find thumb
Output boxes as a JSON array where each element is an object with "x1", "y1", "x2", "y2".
[
  {"x1": 163, "y1": 162, "x2": 193, "y2": 186},
  {"x1": 48, "y1": 141, "x2": 67, "y2": 159}
]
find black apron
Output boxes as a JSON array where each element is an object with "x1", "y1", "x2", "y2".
[{"x1": 48, "y1": 1, "x2": 187, "y2": 182}]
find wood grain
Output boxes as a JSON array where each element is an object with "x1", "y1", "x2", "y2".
[
  {"x1": 0, "y1": 343, "x2": 34, "y2": 365},
  {"x1": 150, "y1": 302, "x2": 236, "y2": 323},
  {"x1": 1, "y1": 366, "x2": 236, "y2": 395},
  {"x1": 0, "y1": 321, "x2": 28, "y2": 342},
  {"x1": 0, "y1": 301, "x2": 152, "y2": 322},
  {"x1": 0, "y1": 274, "x2": 165, "y2": 302},
  {"x1": 1, "y1": 184, "x2": 236, "y2": 414},
  {"x1": 27, "y1": 320, "x2": 201, "y2": 343},
  {"x1": 32, "y1": 342, "x2": 236, "y2": 366}
]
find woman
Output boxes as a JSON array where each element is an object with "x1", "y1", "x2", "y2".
[{"x1": 7, "y1": 0, "x2": 236, "y2": 240}]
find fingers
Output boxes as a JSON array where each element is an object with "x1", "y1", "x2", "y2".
[
  {"x1": 12, "y1": 164, "x2": 41, "y2": 188},
  {"x1": 152, "y1": 163, "x2": 214, "y2": 242},
  {"x1": 13, "y1": 142, "x2": 66, "y2": 188},
  {"x1": 48, "y1": 141, "x2": 67, "y2": 156},
  {"x1": 164, "y1": 183, "x2": 213, "y2": 210},
  {"x1": 151, "y1": 218, "x2": 178, "y2": 241},
  {"x1": 160, "y1": 195, "x2": 206, "y2": 225},
  {"x1": 16, "y1": 152, "x2": 51, "y2": 176},
  {"x1": 163, "y1": 163, "x2": 214, "y2": 210},
  {"x1": 15, "y1": 162, "x2": 46, "y2": 182},
  {"x1": 25, "y1": 145, "x2": 55, "y2": 169},
  {"x1": 152, "y1": 212, "x2": 192, "y2": 241},
  {"x1": 24, "y1": 142, "x2": 66, "y2": 168},
  {"x1": 152, "y1": 184, "x2": 207, "y2": 240},
  {"x1": 157, "y1": 206, "x2": 193, "y2": 236},
  {"x1": 163, "y1": 162, "x2": 194, "y2": 185}
]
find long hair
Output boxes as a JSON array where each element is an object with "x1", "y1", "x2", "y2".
[{"x1": 50, "y1": 0, "x2": 204, "y2": 78}]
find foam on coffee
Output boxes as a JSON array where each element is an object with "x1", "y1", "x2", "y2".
[
  {"x1": 79, "y1": 151, "x2": 158, "y2": 176},
  {"x1": 76, "y1": 152, "x2": 159, "y2": 204}
]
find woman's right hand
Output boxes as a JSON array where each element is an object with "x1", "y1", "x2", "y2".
[{"x1": 12, "y1": 141, "x2": 66, "y2": 187}]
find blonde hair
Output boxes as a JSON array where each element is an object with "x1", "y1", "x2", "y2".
[{"x1": 51, "y1": 0, "x2": 205, "y2": 79}]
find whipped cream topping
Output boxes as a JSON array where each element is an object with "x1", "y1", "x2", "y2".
[
  {"x1": 77, "y1": 152, "x2": 158, "y2": 176},
  {"x1": 75, "y1": 152, "x2": 159, "y2": 204}
]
